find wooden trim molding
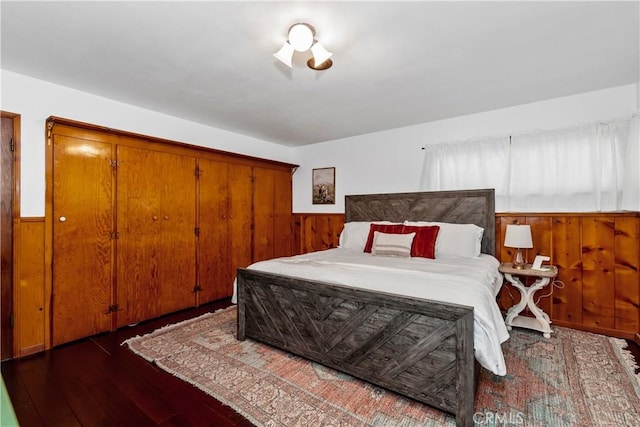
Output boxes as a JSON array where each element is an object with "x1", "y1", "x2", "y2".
[
  {"x1": 1, "y1": 111, "x2": 20, "y2": 358},
  {"x1": 46, "y1": 116, "x2": 299, "y2": 170}
]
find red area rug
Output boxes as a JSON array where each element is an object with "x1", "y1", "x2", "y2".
[{"x1": 124, "y1": 306, "x2": 640, "y2": 426}]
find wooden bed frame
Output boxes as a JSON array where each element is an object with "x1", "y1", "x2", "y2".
[{"x1": 237, "y1": 189, "x2": 495, "y2": 426}]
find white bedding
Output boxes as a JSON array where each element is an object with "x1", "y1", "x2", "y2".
[{"x1": 232, "y1": 248, "x2": 510, "y2": 376}]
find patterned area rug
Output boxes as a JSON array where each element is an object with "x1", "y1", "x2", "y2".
[{"x1": 124, "y1": 306, "x2": 640, "y2": 426}]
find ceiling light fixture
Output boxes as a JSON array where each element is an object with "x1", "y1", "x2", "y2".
[{"x1": 274, "y1": 23, "x2": 333, "y2": 70}]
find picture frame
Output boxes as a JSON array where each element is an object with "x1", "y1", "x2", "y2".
[{"x1": 312, "y1": 167, "x2": 335, "y2": 205}]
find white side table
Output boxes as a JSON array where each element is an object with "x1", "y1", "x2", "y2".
[{"x1": 499, "y1": 263, "x2": 558, "y2": 338}]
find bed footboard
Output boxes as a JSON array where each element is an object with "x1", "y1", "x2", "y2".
[{"x1": 236, "y1": 268, "x2": 476, "y2": 426}]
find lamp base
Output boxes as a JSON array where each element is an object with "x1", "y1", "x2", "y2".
[{"x1": 512, "y1": 248, "x2": 527, "y2": 269}]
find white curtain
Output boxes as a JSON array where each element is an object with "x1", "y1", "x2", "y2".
[
  {"x1": 621, "y1": 116, "x2": 640, "y2": 210},
  {"x1": 420, "y1": 116, "x2": 639, "y2": 212}
]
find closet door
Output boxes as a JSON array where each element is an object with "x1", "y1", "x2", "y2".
[
  {"x1": 198, "y1": 159, "x2": 231, "y2": 302},
  {"x1": 273, "y1": 169, "x2": 293, "y2": 258},
  {"x1": 52, "y1": 135, "x2": 114, "y2": 346},
  {"x1": 253, "y1": 167, "x2": 293, "y2": 262},
  {"x1": 227, "y1": 164, "x2": 253, "y2": 294},
  {"x1": 252, "y1": 167, "x2": 275, "y2": 262},
  {"x1": 116, "y1": 146, "x2": 197, "y2": 326}
]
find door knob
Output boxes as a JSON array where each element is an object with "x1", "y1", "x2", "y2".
[{"x1": 59, "y1": 216, "x2": 66, "y2": 222}]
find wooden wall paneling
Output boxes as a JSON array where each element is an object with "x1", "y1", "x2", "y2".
[
  {"x1": 51, "y1": 135, "x2": 114, "y2": 346},
  {"x1": 291, "y1": 213, "x2": 344, "y2": 255},
  {"x1": 581, "y1": 216, "x2": 616, "y2": 329},
  {"x1": 551, "y1": 216, "x2": 584, "y2": 325},
  {"x1": 15, "y1": 219, "x2": 45, "y2": 357},
  {"x1": 299, "y1": 215, "x2": 317, "y2": 254},
  {"x1": 496, "y1": 216, "x2": 526, "y2": 312},
  {"x1": 613, "y1": 216, "x2": 640, "y2": 333},
  {"x1": 526, "y1": 216, "x2": 553, "y2": 318},
  {"x1": 314, "y1": 214, "x2": 342, "y2": 251},
  {"x1": 227, "y1": 164, "x2": 253, "y2": 294},
  {"x1": 197, "y1": 159, "x2": 231, "y2": 303}
]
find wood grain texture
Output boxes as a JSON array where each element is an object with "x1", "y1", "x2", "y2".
[
  {"x1": 15, "y1": 219, "x2": 45, "y2": 357},
  {"x1": 295, "y1": 211, "x2": 640, "y2": 340},
  {"x1": 551, "y1": 217, "x2": 583, "y2": 325},
  {"x1": 1, "y1": 115, "x2": 15, "y2": 359},
  {"x1": 198, "y1": 159, "x2": 232, "y2": 303},
  {"x1": 227, "y1": 164, "x2": 253, "y2": 286},
  {"x1": 614, "y1": 217, "x2": 640, "y2": 333},
  {"x1": 52, "y1": 135, "x2": 114, "y2": 345},
  {"x1": 345, "y1": 189, "x2": 495, "y2": 255},
  {"x1": 273, "y1": 169, "x2": 293, "y2": 258},
  {"x1": 237, "y1": 268, "x2": 476, "y2": 426},
  {"x1": 495, "y1": 212, "x2": 639, "y2": 339},
  {"x1": 581, "y1": 216, "x2": 616, "y2": 329},
  {"x1": 292, "y1": 213, "x2": 344, "y2": 254},
  {"x1": 116, "y1": 146, "x2": 197, "y2": 327}
]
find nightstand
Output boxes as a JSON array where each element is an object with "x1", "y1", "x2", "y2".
[{"x1": 499, "y1": 262, "x2": 558, "y2": 338}]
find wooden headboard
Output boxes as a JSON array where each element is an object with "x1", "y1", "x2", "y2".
[{"x1": 344, "y1": 189, "x2": 495, "y2": 255}]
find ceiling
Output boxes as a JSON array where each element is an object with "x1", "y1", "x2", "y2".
[{"x1": 2, "y1": 1, "x2": 638, "y2": 147}]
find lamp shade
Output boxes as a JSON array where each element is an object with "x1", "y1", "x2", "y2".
[
  {"x1": 310, "y1": 41, "x2": 332, "y2": 67},
  {"x1": 504, "y1": 224, "x2": 533, "y2": 248},
  {"x1": 273, "y1": 42, "x2": 295, "y2": 67}
]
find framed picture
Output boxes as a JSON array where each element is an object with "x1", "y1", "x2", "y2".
[{"x1": 312, "y1": 167, "x2": 335, "y2": 204}]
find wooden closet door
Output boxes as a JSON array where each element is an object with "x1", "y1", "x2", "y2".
[
  {"x1": 198, "y1": 159, "x2": 230, "y2": 303},
  {"x1": 273, "y1": 169, "x2": 293, "y2": 258},
  {"x1": 228, "y1": 164, "x2": 253, "y2": 293},
  {"x1": 52, "y1": 135, "x2": 114, "y2": 346},
  {"x1": 252, "y1": 167, "x2": 275, "y2": 263},
  {"x1": 116, "y1": 146, "x2": 196, "y2": 326}
]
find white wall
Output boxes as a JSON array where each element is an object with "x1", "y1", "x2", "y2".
[
  {"x1": 3, "y1": 70, "x2": 637, "y2": 216},
  {"x1": 1, "y1": 70, "x2": 294, "y2": 216},
  {"x1": 291, "y1": 84, "x2": 638, "y2": 213}
]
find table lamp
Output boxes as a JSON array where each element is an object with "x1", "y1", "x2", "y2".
[{"x1": 504, "y1": 224, "x2": 533, "y2": 269}]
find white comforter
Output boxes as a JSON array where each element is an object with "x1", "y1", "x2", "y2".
[{"x1": 232, "y1": 248, "x2": 510, "y2": 376}]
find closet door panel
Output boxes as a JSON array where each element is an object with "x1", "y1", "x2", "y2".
[
  {"x1": 273, "y1": 169, "x2": 293, "y2": 258},
  {"x1": 116, "y1": 146, "x2": 196, "y2": 326},
  {"x1": 52, "y1": 136, "x2": 113, "y2": 345},
  {"x1": 158, "y1": 151, "x2": 197, "y2": 314},
  {"x1": 198, "y1": 159, "x2": 230, "y2": 302},
  {"x1": 116, "y1": 146, "x2": 163, "y2": 326},
  {"x1": 252, "y1": 167, "x2": 275, "y2": 263},
  {"x1": 228, "y1": 164, "x2": 253, "y2": 294}
]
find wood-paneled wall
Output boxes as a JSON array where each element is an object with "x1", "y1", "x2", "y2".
[
  {"x1": 15, "y1": 218, "x2": 46, "y2": 357},
  {"x1": 496, "y1": 213, "x2": 640, "y2": 341},
  {"x1": 292, "y1": 212, "x2": 640, "y2": 341}
]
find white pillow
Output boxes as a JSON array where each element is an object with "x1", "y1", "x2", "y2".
[
  {"x1": 404, "y1": 221, "x2": 484, "y2": 258},
  {"x1": 339, "y1": 221, "x2": 399, "y2": 251},
  {"x1": 371, "y1": 231, "x2": 415, "y2": 258}
]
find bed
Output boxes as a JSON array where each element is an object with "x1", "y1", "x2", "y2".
[{"x1": 235, "y1": 189, "x2": 507, "y2": 426}]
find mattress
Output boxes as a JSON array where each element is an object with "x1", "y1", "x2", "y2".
[{"x1": 232, "y1": 248, "x2": 510, "y2": 376}]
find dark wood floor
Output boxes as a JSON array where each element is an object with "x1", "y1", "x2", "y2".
[
  {"x1": 1, "y1": 298, "x2": 253, "y2": 427},
  {"x1": 3, "y1": 300, "x2": 640, "y2": 427}
]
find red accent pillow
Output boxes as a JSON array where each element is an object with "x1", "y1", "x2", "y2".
[
  {"x1": 403, "y1": 225, "x2": 440, "y2": 259},
  {"x1": 364, "y1": 224, "x2": 405, "y2": 253},
  {"x1": 364, "y1": 224, "x2": 440, "y2": 259}
]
